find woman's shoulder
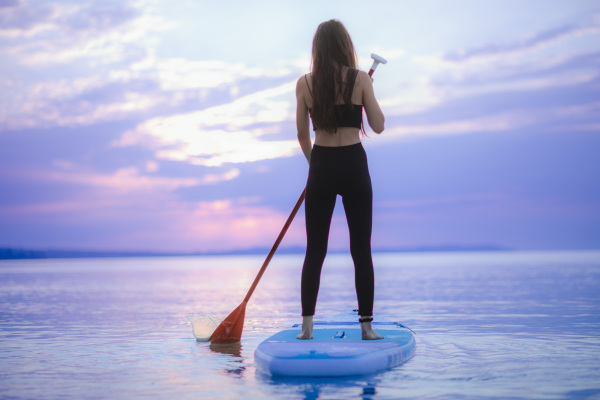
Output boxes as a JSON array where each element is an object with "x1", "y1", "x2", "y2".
[
  {"x1": 297, "y1": 72, "x2": 311, "y2": 82},
  {"x1": 296, "y1": 73, "x2": 312, "y2": 86},
  {"x1": 296, "y1": 73, "x2": 312, "y2": 92},
  {"x1": 354, "y1": 69, "x2": 373, "y2": 90},
  {"x1": 296, "y1": 74, "x2": 313, "y2": 102},
  {"x1": 354, "y1": 69, "x2": 370, "y2": 82}
]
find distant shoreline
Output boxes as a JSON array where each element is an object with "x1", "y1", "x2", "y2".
[
  {"x1": 1, "y1": 246, "x2": 598, "y2": 260},
  {"x1": 1, "y1": 245, "x2": 512, "y2": 260}
]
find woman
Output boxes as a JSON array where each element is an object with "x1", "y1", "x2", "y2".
[{"x1": 296, "y1": 19, "x2": 385, "y2": 340}]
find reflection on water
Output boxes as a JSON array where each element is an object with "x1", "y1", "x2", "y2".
[
  {"x1": 1, "y1": 251, "x2": 599, "y2": 399},
  {"x1": 208, "y1": 342, "x2": 245, "y2": 376},
  {"x1": 209, "y1": 342, "x2": 242, "y2": 358},
  {"x1": 257, "y1": 373, "x2": 382, "y2": 400}
]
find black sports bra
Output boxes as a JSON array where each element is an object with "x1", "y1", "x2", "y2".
[{"x1": 305, "y1": 73, "x2": 363, "y2": 130}]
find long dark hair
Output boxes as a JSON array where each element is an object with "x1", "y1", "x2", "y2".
[{"x1": 310, "y1": 19, "x2": 361, "y2": 134}]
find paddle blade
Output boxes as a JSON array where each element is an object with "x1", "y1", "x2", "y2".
[{"x1": 208, "y1": 301, "x2": 247, "y2": 344}]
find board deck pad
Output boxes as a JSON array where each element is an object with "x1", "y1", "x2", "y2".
[{"x1": 254, "y1": 311, "x2": 416, "y2": 377}]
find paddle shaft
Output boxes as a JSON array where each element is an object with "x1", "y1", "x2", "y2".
[{"x1": 243, "y1": 188, "x2": 306, "y2": 303}]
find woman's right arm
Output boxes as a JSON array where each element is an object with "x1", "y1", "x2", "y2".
[
  {"x1": 360, "y1": 70, "x2": 385, "y2": 134},
  {"x1": 296, "y1": 75, "x2": 312, "y2": 163}
]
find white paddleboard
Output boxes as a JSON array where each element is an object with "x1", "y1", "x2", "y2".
[{"x1": 254, "y1": 310, "x2": 416, "y2": 377}]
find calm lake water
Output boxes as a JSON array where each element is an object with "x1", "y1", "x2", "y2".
[{"x1": 1, "y1": 251, "x2": 599, "y2": 399}]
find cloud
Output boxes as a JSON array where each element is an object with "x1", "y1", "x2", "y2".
[
  {"x1": 0, "y1": 1, "x2": 154, "y2": 64},
  {"x1": 0, "y1": 0, "x2": 64, "y2": 38},
  {"x1": 0, "y1": 54, "x2": 305, "y2": 131},
  {"x1": 378, "y1": 30, "x2": 600, "y2": 120},
  {"x1": 48, "y1": 166, "x2": 240, "y2": 191},
  {"x1": 0, "y1": 75, "x2": 165, "y2": 130},
  {"x1": 383, "y1": 111, "x2": 531, "y2": 138},
  {"x1": 426, "y1": 51, "x2": 600, "y2": 97},
  {"x1": 114, "y1": 81, "x2": 300, "y2": 166},
  {"x1": 0, "y1": 198, "x2": 128, "y2": 217},
  {"x1": 380, "y1": 102, "x2": 600, "y2": 139},
  {"x1": 8, "y1": 163, "x2": 241, "y2": 193},
  {"x1": 64, "y1": 4, "x2": 140, "y2": 34},
  {"x1": 145, "y1": 57, "x2": 299, "y2": 91},
  {"x1": 0, "y1": 0, "x2": 306, "y2": 134},
  {"x1": 0, "y1": 1, "x2": 172, "y2": 130},
  {"x1": 444, "y1": 20, "x2": 600, "y2": 62},
  {"x1": 0, "y1": 0, "x2": 19, "y2": 8}
]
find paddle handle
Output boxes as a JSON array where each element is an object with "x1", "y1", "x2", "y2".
[{"x1": 243, "y1": 188, "x2": 306, "y2": 303}]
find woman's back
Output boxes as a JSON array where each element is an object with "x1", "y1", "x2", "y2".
[{"x1": 298, "y1": 67, "x2": 384, "y2": 148}]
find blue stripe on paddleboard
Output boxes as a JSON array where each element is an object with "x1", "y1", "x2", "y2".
[
  {"x1": 291, "y1": 321, "x2": 415, "y2": 333},
  {"x1": 265, "y1": 327, "x2": 413, "y2": 344}
]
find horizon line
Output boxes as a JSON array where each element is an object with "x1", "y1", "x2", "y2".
[{"x1": 2, "y1": 245, "x2": 599, "y2": 260}]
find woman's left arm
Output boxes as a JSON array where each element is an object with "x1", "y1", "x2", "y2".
[
  {"x1": 360, "y1": 71, "x2": 385, "y2": 134},
  {"x1": 296, "y1": 76, "x2": 312, "y2": 164}
]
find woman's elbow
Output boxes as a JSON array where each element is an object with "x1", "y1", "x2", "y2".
[
  {"x1": 370, "y1": 116, "x2": 385, "y2": 134},
  {"x1": 373, "y1": 123, "x2": 384, "y2": 134}
]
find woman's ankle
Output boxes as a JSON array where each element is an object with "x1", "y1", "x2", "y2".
[
  {"x1": 359, "y1": 316, "x2": 384, "y2": 340},
  {"x1": 297, "y1": 315, "x2": 314, "y2": 340}
]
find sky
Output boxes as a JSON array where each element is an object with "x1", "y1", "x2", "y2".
[{"x1": 0, "y1": 0, "x2": 599, "y2": 253}]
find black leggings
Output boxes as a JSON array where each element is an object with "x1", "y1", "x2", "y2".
[{"x1": 301, "y1": 143, "x2": 375, "y2": 317}]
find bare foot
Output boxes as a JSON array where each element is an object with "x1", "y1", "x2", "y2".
[
  {"x1": 297, "y1": 315, "x2": 314, "y2": 340},
  {"x1": 360, "y1": 318, "x2": 384, "y2": 340}
]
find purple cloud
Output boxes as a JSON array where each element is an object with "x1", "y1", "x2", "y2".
[
  {"x1": 0, "y1": 2, "x2": 140, "y2": 35},
  {"x1": 0, "y1": 0, "x2": 19, "y2": 7},
  {"x1": 445, "y1": 22, "x2": 599, "y2": 62},
  {"x1": 433, "y1": 51, "x2": 600, "y2": 92},
  {"x1": 65, "y1": 5, "x2": 140, "y2": 33},
  {"x1": 0, "y1": 0, "x2": 52, "y2": 31}
]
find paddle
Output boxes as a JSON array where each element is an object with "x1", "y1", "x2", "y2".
[{"x1": 208, "y1": 54, "x2": 387, "y2": 344}]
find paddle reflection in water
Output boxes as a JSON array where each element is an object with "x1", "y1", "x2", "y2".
[{"x1": 209, "y1": 342, "x2": 242, "y2": 358}]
